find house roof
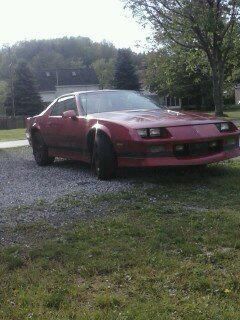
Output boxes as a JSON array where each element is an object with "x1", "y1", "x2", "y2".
[{"x1": 36, "y1": 67, "x2": 99, "y2": 91}]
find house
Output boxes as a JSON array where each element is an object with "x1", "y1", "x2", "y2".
[
  {"x1": 160, "y1": 96, "x2": 182, "y2": 109},
  {"x1": 36, "y1": 67, "x2": 99, "y2": 103},
  {"x1": 141, "y1": 91, "x2": 182, "y2": 110}
]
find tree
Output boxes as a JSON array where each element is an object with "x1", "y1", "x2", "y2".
[
  {"x1": 0, "y1": 81, "x2": 7, "y2": 115},
  {"x1": 113, "y1": 49, "x2": 140, "y2": 90},
  {"x1": 146, "y1": 46, "x2": 213, "y2": 109},
  {"x1": 92, "y1": 58, "x2": 115, "y2": 89},
  {"x1": 0, "y1": 37, "x2": 118, "y2": 80},
  {"x1": 124, "y1": 0, "x2": 239, "y2": 116},
  {"x1": 5, "y1": 61, "x2": 43, "y2": 116},
  {"x1": 30, "y1": 51, "x2": 65, "y2": 71}
]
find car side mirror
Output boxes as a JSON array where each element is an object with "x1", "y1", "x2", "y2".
[{"x1": 62, "y1": 110, "x2": 77, "y2": 120}]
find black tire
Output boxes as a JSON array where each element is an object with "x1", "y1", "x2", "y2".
[
  {"x1": 32, "y1": 132, "x2": 55, "y2": 166},
  {"x1": 185, "y1": 164, "x2": 207, "y2": 173},
  {"x1": 194, "y1": 164, "x2": 208, "y2": 170},
  {"x1": 93, "y1": 134, "x2": 117, "y2": 180}
]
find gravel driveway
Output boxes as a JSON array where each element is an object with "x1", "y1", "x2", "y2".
[
  {"x1": 0, "y1": 147, "x2": 133, "y2": 210},
  {"x1": 0, "y1": 147, "x2": 138, "y2": 245},
  {"x1": 0, "y1": 146, "x2": 238, "y2": 246}
]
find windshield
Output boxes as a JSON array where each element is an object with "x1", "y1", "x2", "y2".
[{"x1": 78, "y1": 91, "x2": 162, "y2": 114}]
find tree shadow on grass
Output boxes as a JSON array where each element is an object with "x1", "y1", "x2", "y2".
[
  {"x1": 51, "y1": 158, "x2": 240, "y2": 187},
  {"x1": 118, "y1": 161, "x2": 239, "y2": 184}
]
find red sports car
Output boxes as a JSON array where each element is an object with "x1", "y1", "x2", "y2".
[{"x1": 26, "y1": 90, "x2": 240, "y2": 179}]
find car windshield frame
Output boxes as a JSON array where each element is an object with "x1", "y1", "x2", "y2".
[{"x1": 78, "y1": 91, "x2": 162, "y2": 115}]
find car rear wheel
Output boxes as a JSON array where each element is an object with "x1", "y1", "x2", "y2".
[
  {"x1": 93, "y1": 134, "x2": 117, "y2": 180},
  {"x1": 32, "y1": 132, "x2": 55, "y2": 166}
]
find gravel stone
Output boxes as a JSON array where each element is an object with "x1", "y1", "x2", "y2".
[
  {"x1": 0, "y1": 147, "x2": 139, "y2": 245},
  {"x1": 0, "y1": 147, "x2": 133, "y2": 210}
]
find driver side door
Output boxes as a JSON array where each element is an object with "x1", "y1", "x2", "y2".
[
  {"x1": 46, "y1": 95, "x2": 86, "y2": 155},
  {"x1": 60, "y1": 96, "x2": 85, "y2": 151},
  {"x1": 44, "y1": 97, "x2": 66, "y2": 148}
]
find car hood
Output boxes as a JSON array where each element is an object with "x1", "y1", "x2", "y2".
[{"x1": 91, "y1": 109, "x2": 223, "y2": 128}]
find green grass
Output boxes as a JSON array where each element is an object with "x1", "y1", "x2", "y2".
[
  {"x1": 225, "y1": 110, "x2": 240, "y2": 122},
  {"x1": 1, "y1": 161, "x2": 240, "y2": 319},
  {"x1": 199, "y1": 108, "x2": 240, "y2": 124},
  {"x1": 0, "y1": 128, "x2": 25, "y2": 141}
]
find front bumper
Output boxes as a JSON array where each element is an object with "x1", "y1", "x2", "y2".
[
  {"x1": 116, "y1": 131, "x2": 240, "y2": 168},
  {"x1": 117, "y1": 147, "x2": 240, "y2": 167}
]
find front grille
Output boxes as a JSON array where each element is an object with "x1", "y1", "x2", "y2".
[{"x1": 174, "y1": 140, "x2": 222, "y2": 157}]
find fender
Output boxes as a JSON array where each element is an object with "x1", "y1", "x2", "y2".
[
  {"x1": 32, "y1": 121, "x2": 41, "y2": 131},
  {"x1": 90, "y1": 123, "x2": 112, "y2": 140},
  {"x1": 30, "y1": 121, "x2": 44, "y2": 144}
]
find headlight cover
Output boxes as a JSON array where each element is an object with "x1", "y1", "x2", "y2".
[
  {"x1": 149, "y1": 128, "x2": 161, "y2": 137},
  {"x1": 137, "y1": 128, "x2": 148, "y2": 138},
  {"x1": 137, "y1": 128, "x2": 164, "y2": 138}
]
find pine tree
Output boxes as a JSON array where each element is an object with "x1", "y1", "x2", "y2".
[
  {"x1": 113, "y1": 49, "x2": 140, "y2": 90},
  {"x1": 5, "y1": 61, "x2": 42, "y2": 116}
]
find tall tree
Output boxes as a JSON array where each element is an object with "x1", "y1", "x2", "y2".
[
  {"x1": 0, "y1": 81, "x2": 7, "y2": 115},
  {"x1": 92, "y1": 58, "x2": 115, "y2": 89},
  {"x1": 124, "y1": 0, "x2": 239, "y2": 116},
  {"x1": 0, "y1": 37, "x2": 119, "y2": 80},
  {"x1": 5, "y1": 61, "x2": 42, "y2": 116},
  {"x1": 113, "y1": 49, "x2": 140, "y2": 90},
  {"x1": 146, "y1": 46, "x2": 213, "y2": 109}
]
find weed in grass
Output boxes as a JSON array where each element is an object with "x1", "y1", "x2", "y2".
[
  {"x1": 2, "y1": 247, "x2": 25, "y2": 270},
  {"x1": 45, "y1": 288, "x2": 68, "y2": 310},
  {"x1": 95, "y1": 294, "x2": 124, "y2": 309}
]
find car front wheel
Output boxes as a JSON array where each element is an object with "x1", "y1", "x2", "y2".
[
  {"x1": 32, "y1": 132, "x2": 55, "y2": 166},
  {"x1": 93, "y1": 134, "x2": 117, "y2": 180}
]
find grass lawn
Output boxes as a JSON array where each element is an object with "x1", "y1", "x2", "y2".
[
  {"x1": 0, "y1": 128, "x2": 26, "y2": 141},
  {"x1": 225, "y1": 110, "x2": 240, "y2": 122},
  {"x1": 1, "y1": 161, "x2": 240, "y2": 319},
  {"x1": 199, "y1": 108, "x2": 240, "y2": 124}
]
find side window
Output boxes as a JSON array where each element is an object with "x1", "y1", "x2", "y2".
[
  {"x1": 64, "y1": 97, "x2": 78, "y2": 114},
  {"x1": 51, "y1": 96, "x2": 78, "y2": 116},
  {"x1": 51, "y1": 100, "x2": 65, "y2": 116}
]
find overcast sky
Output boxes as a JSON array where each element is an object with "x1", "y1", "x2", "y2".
[{"x1": 1, "y1": 0, "x2": 151, "y2": 52}]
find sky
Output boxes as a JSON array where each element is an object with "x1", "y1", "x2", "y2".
[{"x1": 0, "y1": 0, "x2": 152, "y2": 52}]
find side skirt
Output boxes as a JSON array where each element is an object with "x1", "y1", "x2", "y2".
[{"x1": 48, "y1": 147, "x2": 91, "y2": 163}]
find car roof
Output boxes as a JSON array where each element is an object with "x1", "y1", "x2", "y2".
[{"x1": 58, "y1": 89, "x2": 136, "y2": 99}]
